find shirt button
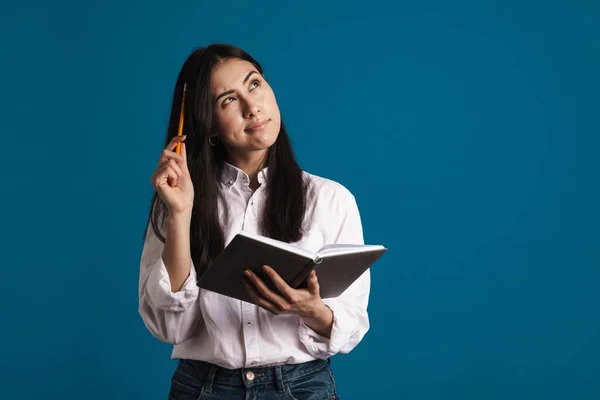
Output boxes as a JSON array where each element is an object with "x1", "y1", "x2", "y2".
[{"x1": 246, "y1": 371, "x2": 255, "y2": 380}]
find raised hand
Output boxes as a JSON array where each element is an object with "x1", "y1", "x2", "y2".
[{"x1": 150, "y1": 135, "x2": 194, "y2": 214}]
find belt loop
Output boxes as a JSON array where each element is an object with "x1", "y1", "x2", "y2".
[
  {"x1": 204, "y1": 364, "x2": 218, "y2": 393},
  {"x1": 274, "y1": 365, "x2": 285, "y2": 393}
]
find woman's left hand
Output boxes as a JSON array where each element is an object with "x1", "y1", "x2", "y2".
[{"x1": 243, "y1": 265, "x2": 334, "y2": 338}]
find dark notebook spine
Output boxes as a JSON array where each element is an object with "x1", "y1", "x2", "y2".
[{"x1": 288, "y1": 257, "x2": 322, "y2": 289}]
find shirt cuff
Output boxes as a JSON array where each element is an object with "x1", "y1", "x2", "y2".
[
  {"x1": 298, "y1": 299, "x2": 355, "y2": 358},
  {"x1": 146, "y1": 255, "x2": 199, "y2": 312}
]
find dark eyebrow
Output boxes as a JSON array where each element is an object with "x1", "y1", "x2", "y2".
[{"x1": 214, "y1": 70, "x2": 259, "y2": 104}]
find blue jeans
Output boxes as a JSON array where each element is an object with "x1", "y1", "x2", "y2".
[{"x1": 168, "y1": 358, "x2": 340, "y2": 400}]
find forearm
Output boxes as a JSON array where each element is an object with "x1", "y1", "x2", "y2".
[
  {"x1": 162, "y1": 210, "x2": 193, "y2": 292},
  {"x1": 301, "y1": 302, "x2": 334, "y2": 338},
  {"x1": 298, "y1": 271, "x2": 371, "y2": 358}
]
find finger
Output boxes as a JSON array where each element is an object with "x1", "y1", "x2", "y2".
[
  {"x1": 167, "y1": 166, "x2": 179, "y2": 187},
  {"x1": 159, "y1": 148, "x2": 185, "y2": 165},
  {"x1": 157, "y1": 161, "x2": 181, "y2": 179},
  {"x1": 180, "y1": 141, "x2": 188, "y2": 168},
  {"x1": 306, "y1": 270, "x2": 320, "y2": 296},
  {"x1": 244, "y1": 269, "x2": 288, "y2": 307},
  {"x1": 244, "y1": 279, "x2": 279, "y2": 314},
  {"x1": 167, "y1": 135, "x2": 187, "y2": 152},
  {"x1": 162, "y1": 159, "x2": 183, "y2": 178},
  {"x1": 243, "y1": 279, "x2": 278, "y2": 314},
  {"x1": 156, "y1": 165, "x2": 178, "y2": 187},
  {"x1": 152, "y1": 165, "x2": 169, "y2": 187},
  {"x1": 261, "y1": 265, "x2": 297, "y2": 302}
]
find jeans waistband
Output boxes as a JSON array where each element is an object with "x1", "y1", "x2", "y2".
[{"x1": 176, "y1": 358, "x2": 330, "y2": 391}]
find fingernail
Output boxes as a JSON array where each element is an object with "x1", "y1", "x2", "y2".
[{"x1": 244, "y1": 270, "x2": 251, "y2": 276}]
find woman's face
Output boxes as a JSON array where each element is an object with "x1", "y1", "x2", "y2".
[{"x1": 210, "y1": 58, "x2": 281, "y2": 158}]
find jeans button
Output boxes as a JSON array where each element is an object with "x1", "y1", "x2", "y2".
[{"x1": 246, "y1": 371, "x2": 255, "y2": 380}]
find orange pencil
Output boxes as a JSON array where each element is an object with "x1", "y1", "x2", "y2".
[{"x1": 176, "y1": 83, "x2": 187, "y2": 154}]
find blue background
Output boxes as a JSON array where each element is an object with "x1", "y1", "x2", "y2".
[{"x1": 1, "y1": 0, "x2": 598, "y2": 398}]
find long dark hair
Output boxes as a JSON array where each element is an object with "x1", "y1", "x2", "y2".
[{"x1": 143, "y1": 43, "x2": 310, "y2": 277}]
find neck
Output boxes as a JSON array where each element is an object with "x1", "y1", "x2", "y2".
[{"x1": 227, "y1": 149, "x2": 268, "y2": 190}]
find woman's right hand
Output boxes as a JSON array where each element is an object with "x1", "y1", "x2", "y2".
[{"x1": 151, "y1": 135, "x2": 194, "y2": 215}]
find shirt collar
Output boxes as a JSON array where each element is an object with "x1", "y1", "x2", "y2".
[{"x1": 221, "y1": 161, "x2": 269, "y2": 188}]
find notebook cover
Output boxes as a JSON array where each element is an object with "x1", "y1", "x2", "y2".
[{"x1": 197, "y1": 234, "x2": 313, "y2": 303}]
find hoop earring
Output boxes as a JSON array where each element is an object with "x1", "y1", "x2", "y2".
[{"x1": 209, "y1": 135, "x2": 220, "y2": 147}]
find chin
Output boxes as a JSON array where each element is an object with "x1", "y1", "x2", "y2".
[
  {"x1": 251, "y1": 137, "x2": 278, "y2": 151},
  {"x1": 251, "y1": 127, "x2": 279, "y2": 148}
]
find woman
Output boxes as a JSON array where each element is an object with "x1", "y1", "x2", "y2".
[{"x1": 138, "y1": 43, "x2": 370, "y2": 400}]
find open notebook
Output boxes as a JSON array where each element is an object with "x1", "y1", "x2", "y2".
[{"x1": 197, "y1": 231, "x2": 387, "y2": 303}]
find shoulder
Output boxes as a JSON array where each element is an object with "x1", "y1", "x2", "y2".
[
  {"x1": 300, "y1": 171, "x2": 363, "y2": 244},
  {"x1": 302, "y1": 170, "x2": 357, "y2": 210}
]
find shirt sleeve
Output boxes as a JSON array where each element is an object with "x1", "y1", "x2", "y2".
[
  {"x1": 138, "y1": 222, "x2": 202, "y2": 345},
  {"x1": 299, "y1": 191, "x2": 371, "y2": 358}
]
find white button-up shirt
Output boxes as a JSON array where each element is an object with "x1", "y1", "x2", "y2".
[{"x1": 138, "y1": 161, "x2": 370, "y2": 369}]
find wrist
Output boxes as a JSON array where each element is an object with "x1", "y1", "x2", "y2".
[
  {"x1": 168, "y1": 209, "x2": 192, "y2": 224},
  {"x1": 301, "y1": 301, "x2": 334, "y2": 338},
  {"x1": 308, "y1": 301, "x2": 331, "y2": 320}
]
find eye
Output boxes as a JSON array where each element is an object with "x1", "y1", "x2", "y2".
[
  {"x1": 250, "y1": 79, "x2": 261, "y2": 90},
  {"x1": 222, "y1": 96, "x2": 236, "y2": 106}
]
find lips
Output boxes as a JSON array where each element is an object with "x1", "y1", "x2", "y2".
[{"x1": 245, "y1": 119, "x2": 270, "y2": 132}]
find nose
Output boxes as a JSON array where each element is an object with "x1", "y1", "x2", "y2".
[{"x1": 243, "y1": 98, "x2": 261, "y2": 118}]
